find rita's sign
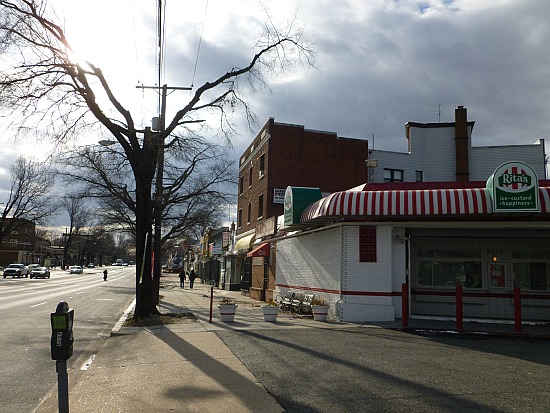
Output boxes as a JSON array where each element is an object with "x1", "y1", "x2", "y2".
[{"x1": 487, "y1": 161, "x2": 539, "y2": 213}]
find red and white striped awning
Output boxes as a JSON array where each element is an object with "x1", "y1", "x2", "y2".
[{"x1": 301, "y1": 187, "x2": 550, "y2": 223}]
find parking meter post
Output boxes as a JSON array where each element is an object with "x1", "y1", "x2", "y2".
[
  {"x1": 50, "y1": 301, "x2": 74, "y2": 413},
  {"x1": 56, "y1": 360, "x2": 69, "y2": 413}
]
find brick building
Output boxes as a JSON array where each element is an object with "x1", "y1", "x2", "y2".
[
  {"x1": 237, "y1": 118, "x2": 370, "y2": 235},
  {"x1": 233, "y1": 118, "x2": 370, "y2": 299}
]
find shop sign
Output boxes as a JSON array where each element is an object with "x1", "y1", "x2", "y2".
[
  {"x1": 209, "y1": 243, "x2": 222, "y2": 255},
  {"x1": 284, "y1": 186, "x2": 322, "y2": 226},
  {"x1": 256, "y1": 216, "x2": 276, "y2": 238},
  {"x1": 487, "y1": 161, "x2": 539, "y2": 213},
  {"x1": 273, "y1": 188, "x2": 286, "y2": 204}
]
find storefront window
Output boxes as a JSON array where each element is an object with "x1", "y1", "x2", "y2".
[
  {"x1": 417, "y1": 250, "x2": 481, "y2": 288},
  {"x1": 513, "y1": 262, "x2": 550, "y2": 291}
]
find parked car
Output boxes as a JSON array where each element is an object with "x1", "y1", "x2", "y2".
[
  {"x1": 69, "y1": 266, "x2": 83, "y2": 274},
  {"x1": 3, "y1": 263, "x2": 29, "y2": 278},
  {"x1": 87, "y1": 263, "x2": 95, "y2": 268},
  {"x1": 30, "y1": 266, "x2": 50, "y2": 279}
]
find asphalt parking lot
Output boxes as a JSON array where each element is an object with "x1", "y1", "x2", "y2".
[{"x1": 217, "y1": 326, "x2": 550, "y2": 413}]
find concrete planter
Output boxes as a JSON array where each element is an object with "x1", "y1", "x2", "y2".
[
  {"x1": 311, "y1": 305, "x2": 329, "y2": 322},
  {"x1": 218, "y1": 304, "x2": 238, "y2": 322},
  {"x1": 261, "y1": 305, "x2": 279, "y2": 322}
]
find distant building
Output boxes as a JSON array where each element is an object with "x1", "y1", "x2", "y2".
[
  {"x1": 368, "y1": 106, "x2": 545, "y2": 183},
  {"x1": 0, "y1": 218, "x2": 52, "y2": 266}
]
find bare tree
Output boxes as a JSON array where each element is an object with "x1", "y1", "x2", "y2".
[
  {"x1": 0, "y1": 156, "x2": 57, "y2": 248},
  {"x1": 60, "y1": 195, "x2": 89, "y2": 268},
  {"x1": 0, "y1": 0, "x2": 315, "y2": 318}
]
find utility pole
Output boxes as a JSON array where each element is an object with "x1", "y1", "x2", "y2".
[{"x1": 137, "y1": 84, "x2": 191, "y2": 304}]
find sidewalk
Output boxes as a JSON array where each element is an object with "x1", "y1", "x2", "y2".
[{"x1": 33, "y1": 274, "x2": 344, "y2": 413}]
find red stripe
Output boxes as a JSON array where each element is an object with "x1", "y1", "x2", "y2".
[
  {"x1": 454, "y1": 188, "x2": 461, "y2": 214},
  {"x1": 445, "y1": 189, "x2": 452, "y2": 214},
  {"x1": 471, "y1": 189, "x2": 479, "y2": 214},
  {"x1": 372, "y1": 192, "x2": 378, "y2": 215},
  {"x1": 342, "y1": 290, "x2": 401, "y2": 297},
  {"x1": 420, "y1": 191, "x2": 432, "y2": 215},
  {"x1": 276, "y1": 284, "x2": 340, "y2": 295},
  {"x1": 395, "y1": 191, "x2": 403, "y2": 215}
]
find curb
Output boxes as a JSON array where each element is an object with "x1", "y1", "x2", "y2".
[{"x1": 111, "y1": 297, "x2": 136, "y2": 336}]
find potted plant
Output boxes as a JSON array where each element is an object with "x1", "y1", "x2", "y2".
[
  {"x1": 261, "y1": 299, "x2": 280, "y2": 322},
  {"x1": 311, "y1": 297, "x2": 329, "y2": 322},
  {"x1": 218, "y1": 297, "x2": 238, "y2": 322}
]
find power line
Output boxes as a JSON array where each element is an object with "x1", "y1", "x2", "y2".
[{"x1": 191, "y1": 0, "x2": 209, "y2": 88}]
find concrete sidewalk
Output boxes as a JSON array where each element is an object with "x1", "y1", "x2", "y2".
[{"x1": 32, "y1": 274, "x2": 343, "y2": 413}]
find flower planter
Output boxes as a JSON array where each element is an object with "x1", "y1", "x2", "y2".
[
  {"x1": 311, "y1": 304, "x2": 329, "y2": 322},
  {"x1": 261, "y1": 305, "x2": 279, "y2": 322},
  {"x1": 218, "y1": 304, "x2": 238, "y2": 322}
]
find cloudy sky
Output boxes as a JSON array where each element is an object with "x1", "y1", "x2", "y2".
[{"x1": 4, "y1": 0, "x2": 550, "y2": 225}]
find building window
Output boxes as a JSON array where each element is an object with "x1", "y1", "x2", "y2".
[
  {"x1": 237, "y1": 208, "x2": 243, "y2": 228},
  {"x1": 259, "y1": 153, "x2": 265, "y2": 178},
  {"x1": 513, "y1": 251, "x2": 550, "y2": 291},
  {"x1": 239, "y1": 176, "x2": 244, "y2": 194},
  {"x1": 247, "y1": 203, "x2": 251, "y2": 224},
  {"x1": 258, "y1": 194, "x2": 264, "y2": 218},
  {"x1": 383, "y1": 168, "x2": 403, "y2": 182},
  {"x1": 249, "y1": 166, "x2": 253, "y2": 187},
  {"x1": 416, "y1": 170, "x2": 424, "y2": 182},
  {"x1": 416, "y1": 250, "x2": 482, "y2": 288}
]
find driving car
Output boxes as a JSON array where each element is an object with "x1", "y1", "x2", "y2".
[
  {"x1": 30, "y1": 266, "x2": 51, "y2": 279},
  {"x1": 3, "y1": 263, "x2": 29, "y2": 278},
  {"x1": 28, "y1": 263, "x2": 41, "y2": 272},
  {"x1": 69, "y1": 266, "x2": 83, "y2": 274}
]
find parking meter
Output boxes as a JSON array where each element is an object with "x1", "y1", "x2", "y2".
[{"x1": 50, "y1": 301, "x2": 74, "y2": 361}]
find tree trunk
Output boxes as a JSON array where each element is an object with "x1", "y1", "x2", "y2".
[{"x1": 132, "y1": 129, "x2": 160, "y2": 319}]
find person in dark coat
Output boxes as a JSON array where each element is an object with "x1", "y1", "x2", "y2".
[
  {"x1": 178, "y1": 269, "x2": 186, "y2": 288},
  {"x1": 188, "y1": 269, "x2": 196, "y2": 289}
]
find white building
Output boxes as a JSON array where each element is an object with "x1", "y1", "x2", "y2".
[
  {"x1": 276, "y1": 163, "x2": 550, "y2": 323},
  {"x1": 369, "y1": 106, "x2": 546, "y2": 183}
]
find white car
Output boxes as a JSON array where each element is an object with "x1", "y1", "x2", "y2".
[
  {"x1": 69, "y1": 266, "x2": 83, "y2": 274},
  {"x1": 3, "y1": 263, "x2": 29, "y2": 278}
]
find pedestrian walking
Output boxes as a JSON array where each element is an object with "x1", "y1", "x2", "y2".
[
  {"x1": 103, "y1": 269, "x2": 108, "y2": 281},
  {"x1": 189, "y1": 269, "x2": 196, "y2": 289},
  {"x1": 179, "y1": 268, "x2": 186, "y2": 288}
]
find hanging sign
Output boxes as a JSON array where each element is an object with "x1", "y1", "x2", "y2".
[{"x1": 486, "y1": 161, "x2": 539, "y2": 213}]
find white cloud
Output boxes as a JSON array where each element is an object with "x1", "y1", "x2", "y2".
[{"x1": 2, "y1": 0, "x2": 550, "y2": 225}]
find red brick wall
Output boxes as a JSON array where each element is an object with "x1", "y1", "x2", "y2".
[{"x1": 237, "y1": 120, "x2": 369, "y2": 235}]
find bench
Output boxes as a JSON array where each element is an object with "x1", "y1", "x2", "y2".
[
  {"x1": 300, "y1": 294, "x2": 315, "y2": 315},
  {"x1": 277, "y1": 291, "x2": 316, "y2": 315},
  {"x1": 278, "y1": 290, "x2": 296, "y2": 312}
]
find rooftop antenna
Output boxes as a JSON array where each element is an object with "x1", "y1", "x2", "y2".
[{"x1": 431, "y1": 104, "x2": 442, "y2": 122}]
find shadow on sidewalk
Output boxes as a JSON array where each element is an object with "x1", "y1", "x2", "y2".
[{"x1": 153, "y1": 328, "x2": 280, "y2": 411}]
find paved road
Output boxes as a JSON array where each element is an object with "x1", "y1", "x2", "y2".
[
  {"x1": 0, "y1": 266, "x2": 135, "y2": 413},
  {"x1": 217, "y1": 327, "x2": 550, "y2": 412}
]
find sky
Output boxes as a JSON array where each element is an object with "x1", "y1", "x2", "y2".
[{"x1": 3, "y1": 0, "x2": 550, "y2": 226}]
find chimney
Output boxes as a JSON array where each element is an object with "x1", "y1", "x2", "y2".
[{"x1": 455, "y1": 106, "x2": 469, "y2": 181}]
